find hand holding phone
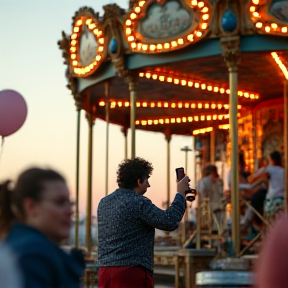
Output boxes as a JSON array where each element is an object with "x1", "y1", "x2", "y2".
[{"x1": 175, "y1": 167, "x2": 196, "y2": 202}]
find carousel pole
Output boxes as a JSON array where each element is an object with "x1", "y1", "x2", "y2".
[
  {"x1": 221, "y1": 36, "x2": 240, "y2": 256},
  {"x1": 284, "y1": 80, "x2": 288, "y2": 214},
  {"x1": 127, "y1": 75, "x2": 138, "y2": 159},
  {"x1": 180, "y1": 145, "x2": 191, "y2": 245},
  {"x1": 105, "y1": 82, "x2": 110, "y2": 196},
  {"x1": 252, "y1": 112, "x2": 258, "y2": 173},
  {"x1": 121, "y1": 127, "x2": 128, "y2": 160},
  {"x1": 126, "y1": 74, "x2": 138, "y2": 159},
  {"x1": 165, "y1": 130, "x2": 171, "y2": 238},
  {"x1": 75, "y1": 106, "x2": 81, "y2": 248},
  {"x1": 85, "y1": 111, "x2": 95, "y2": 258},
  {"x1": 192, "y1": 136, "x2": 201, "y2": 249},
  {"x1": 210, "y1": 128, "x2": 215, "y2": 164},
  {"x1": 165, "y1": 129, "x2": 171, "y2": 208}
]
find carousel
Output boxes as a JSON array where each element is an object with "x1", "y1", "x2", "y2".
[{"x1": 58, "y1": 0, "x2": 288, "y2": 285}]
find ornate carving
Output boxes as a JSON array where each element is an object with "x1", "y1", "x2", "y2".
[
  {"x1": 164, "y1": 128, "x2": 172, "y2": 142},
  {"x1": 102, "y1": 4, "x2": 125, "y2": 21},
  {"x1": 125, "y1": 73, "x2": 139, "y2": 91},
  {"x1": 58, "y1": 31, "x2": 84, "y2": 110},
  {"x1": 85, "y1": 112, "x2": 96, "y2": 126},
  {"x1": 121, "y1": 126, "x2": 128, "y2": 137},
  {"x1": 67, "y1": 76, "x2": 84, "y2": 111},
  {"x1": 129, "y1": 0, "x2": 138, "y2": 9},
  {"x1": 112, "y1": 57, "x2": 127, "y2": 78},
  {"x1": 220, "y1": 36, "x2": 241, "y2": 71},
  {"x1": 102, "y1": 4, "x2": 127, "y2": 77},
  {"x1": 72, "y1": 6, "x2": 98, "y2": 26},
  {"x1": 210, "y1": 0, "x2": 255, "y2": 37},
  {"x1": 124, "y1": 0, "x2": 211, "y2": 54},
  {"x1": 57, "y1": 31, "x2": 70, "y2": 66}
]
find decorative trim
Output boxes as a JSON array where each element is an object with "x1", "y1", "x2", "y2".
[
  {"x1": 271, "y1": 52, "x2": 288, "y2": 80},
  {"x1": 249, "y1": 0, "x2": 288, "y2": 36},
  {"x1": 139, "y1": 69, "x2": 258, "y2": 99},
  {"x1": 124, "y1": 0, "x2": 211, "y2": 53},
  {"x1": 98, "y1": 99, "x2": 242, "y2": 110},
  {"x1": 134, "y1": 113, "x2": 240, "y2": 126},
  {"x1": 220, "y1": 36, "x2": 241, "y2": 71},
  {"x1": 70, "y1": 9, "x2": 107, "y2": 77}
]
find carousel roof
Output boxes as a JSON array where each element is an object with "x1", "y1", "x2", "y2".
[{"x1": 58, "y1": 0, "x2": 288, "y2": 135}]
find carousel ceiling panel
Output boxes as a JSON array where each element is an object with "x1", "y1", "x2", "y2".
[
  {"x1": 139, "y1": 51, "x2": 287, "y2": 101},
  {"x1": 81, "y1": 50, "x2": 287, "y2": 136}
]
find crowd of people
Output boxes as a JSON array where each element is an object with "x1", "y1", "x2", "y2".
[
  {"x1": 196, "y1": 150, "x2": 285, "y2": 254},
  {"x1": 0, "y1": 158, "x2": 190, "y2": 288},
  {"x1": 0, "y1": 152, "x2": 286, "y2": 288}
]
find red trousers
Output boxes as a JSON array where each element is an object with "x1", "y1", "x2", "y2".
[{"x1": 98, "y1": 266, "x2": 154, "y2": 288}]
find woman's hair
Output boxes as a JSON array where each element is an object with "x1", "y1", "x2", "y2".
[
  {"x1": 117, "y1": 157, "x2": 153, "y2": 190},
  {"x1": 0, "y1": 168, "x2": 65, "y2": 238},
  {"x1": 270, "y1": 151, "x2": 282, "y2": 166}
]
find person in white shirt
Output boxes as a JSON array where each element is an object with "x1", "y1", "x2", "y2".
[
  {"x1": 198, "y1": 165, "x2": 225, "y2": 232},
  {"x1": 241, "y1": 151, "x2": 284, "y2": 229}
]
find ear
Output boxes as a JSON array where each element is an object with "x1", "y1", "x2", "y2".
[
  {"x1": 22, "y1": 198, "x2": 39, "y2": 218},
  {"x1": 137, "y1": 179, "x2": 142, "y2": 187}
]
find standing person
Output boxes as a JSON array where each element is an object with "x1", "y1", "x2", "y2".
[
  {"x1": 198, "y1": 165, "x2": 225, "y2": 232},
  {"x1": 252, "y1": 151, "x2": 284, "y2": 216},
  {"x1": 97, "y1": 157, "x2": 189, "y2": 288},
  {"x1": 0, "y1": 168, "x2": 85, "y2": 288},
  {"x1": 240, "y1": 158, "x2": 269, "y2": 230}
]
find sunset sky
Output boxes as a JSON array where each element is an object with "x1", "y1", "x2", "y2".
[{"x1": 0, "y1": 0, "x2": 196, "y2": 214}]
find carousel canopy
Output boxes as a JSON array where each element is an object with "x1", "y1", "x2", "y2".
[{"x1": 58, "y1": 0, "x2": 288, "y2": 135}]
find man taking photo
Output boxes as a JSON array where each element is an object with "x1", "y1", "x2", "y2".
[{"x1": 97, "y1": 157, "x2": 190, "y2": 288}]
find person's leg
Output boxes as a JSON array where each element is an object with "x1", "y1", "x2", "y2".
[
  {"x1": 98, "y1": 266, "x2": 153, "y2": 288},
  {"x1": 250, "y1": 189, "x2": 267, "y2": 226},
  {"x1": 251, "y1": 189, "x2": 267, "y2": 215},
  {"x1": 241, "y1": 206, "x2": 254, "y2": 229}
]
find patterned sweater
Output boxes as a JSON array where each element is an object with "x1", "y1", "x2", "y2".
[{"x1": 97, "y1": 188, "x2": 186, "y2": 271}]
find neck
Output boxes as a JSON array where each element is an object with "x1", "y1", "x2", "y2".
[{"x1": 133, "y1": 187, "x2": 141, "y2": 195}]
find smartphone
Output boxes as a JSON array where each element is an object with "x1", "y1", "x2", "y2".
[
  {"x1": 175, "y1": 167, "x2": 185, "y2": 181},
  {"x1": 175, "y1": 167, "x2": 196, "y2": 202}
]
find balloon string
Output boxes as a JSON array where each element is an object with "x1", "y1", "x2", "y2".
[{"x1": 0, "y1": 137, "x2": 5, "y2": 164}]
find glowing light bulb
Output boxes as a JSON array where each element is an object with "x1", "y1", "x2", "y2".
[{"x1": 256, "y1": 22, "x2": 263, "y2": 28}]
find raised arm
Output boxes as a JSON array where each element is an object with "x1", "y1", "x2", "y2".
[
  {"x1": 138, "y1": 193, "x2": 186, "y2": 231},
  {"x1": 248, "y1": 171, "x2": 269, "y2": 184},
  {"x1": 138, "y1": 175, "x2": 189, "y2": 231}
]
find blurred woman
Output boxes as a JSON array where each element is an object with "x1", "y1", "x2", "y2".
[
  {"x1": 0, "y1": 168, "x2": 85, "y2": 288},
  {"x1": 0, "y1": 242, "x2": 22, "y2": 288}
]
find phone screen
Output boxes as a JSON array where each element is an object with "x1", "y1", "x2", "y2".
[{"x1": 176, "y1": 167, "x2": 185, "y2": 181}]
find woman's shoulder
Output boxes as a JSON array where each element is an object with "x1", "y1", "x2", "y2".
[
  {"x1": 6, "y1": 224, "x2": 58, "y2": 259},
  {"x1": 0, "y1": 243, "x2": 22, "y2": 288}
]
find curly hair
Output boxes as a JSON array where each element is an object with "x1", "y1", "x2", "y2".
[{"x1": 117, "y1": 157, "x2": 153, "y2": 190}]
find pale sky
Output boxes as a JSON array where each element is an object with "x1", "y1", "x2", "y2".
[{"x1": 0, "y1": 0, "x2": 195, "y2": 215}]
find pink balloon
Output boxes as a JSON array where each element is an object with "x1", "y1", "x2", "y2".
[{"x1": 0, "y1": 90, "x2": 27, "y2": 137}]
